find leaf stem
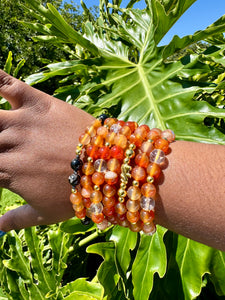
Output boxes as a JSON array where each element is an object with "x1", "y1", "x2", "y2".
[{"x1": 78, "y1": 231, "x2": 99, "y2": 247}]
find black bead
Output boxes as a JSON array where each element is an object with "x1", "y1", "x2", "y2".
[
  {"x1": 68, "y1": 172, "x2": 81, "y2": 186},
  {"x1": 81, "y1": 216, "x2": 91, "y2": 225},
  {"x1": 98, "y1": 114, "x2": 109, "y2": 125},
  {"x1": 71, "y1": 157, "x2": 83, "y2": 171}
]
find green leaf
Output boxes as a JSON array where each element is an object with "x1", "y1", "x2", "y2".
[
  {"x1": 132, "y1": 226, "x2": 167, "y2": 300},
  {"x1": 60, "y1": 217, "x2": 95, "y2": 234},
  {"x1": 3, "y1": 51, "x2": 13, "y2": 74}
]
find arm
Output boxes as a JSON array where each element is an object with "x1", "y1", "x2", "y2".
[{"x1": 0, "y1": 70, "x2": 224, "y2": 250}]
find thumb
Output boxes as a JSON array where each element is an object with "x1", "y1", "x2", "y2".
[{"x1": 0, "y1": 205, "x2": 52, "y2": 232}]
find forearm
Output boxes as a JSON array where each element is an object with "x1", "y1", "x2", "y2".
[{"x1": 156, "y1": 140, "x2": 225, "y2": 251}]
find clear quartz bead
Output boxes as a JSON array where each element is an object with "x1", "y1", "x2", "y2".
[
  {"x1": 110, "y1": 124, "x2": 122, "y2": 133},
  {"x1": 140, "y1": 196, "x2": 155, "y2": 211},
  {"x1": 90, "y1": 203, "x2": 103, "y2": 214},
  {"x1": 94, "y1": 159, "x2": 107, "y2": 172},
  {"x1": 150, "y1": 149, "x2": 165, "y2": 164},
  {"x1": 97, "y1": 219, "x2": 109, "y2": 230}
]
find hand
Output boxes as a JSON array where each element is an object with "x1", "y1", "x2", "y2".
[{"x1": 0, "y1": 70, "x2": 94, "y2": 231}]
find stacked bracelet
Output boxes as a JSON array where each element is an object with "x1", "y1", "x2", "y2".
[{"x1": 69, "y1": 115, "x2": 175, "y2": 235}]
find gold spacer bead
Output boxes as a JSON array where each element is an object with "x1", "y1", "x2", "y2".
[
  {"x1": 129, "y1": 143, "x2": 136, "y2": 150},
  {"x1": 104, "y1": 124, "x2": 109, "y2": 128},
  {"x1": 148, "y1": 139, "x2": 153, "y2": 143},
  {"x1": 120, "y1": 182, "x2": 126, "y2": 189},
  {"x1": 125, "y1": 149, "x2": 134, "y2": 158},
  {"x1": 71, "y1": 188, "x2": 78, "y2": 193},
  {"x1": 132, "y1": 180, "x2": 139, "y2": 186},
  {"x1": 76, "y1": 149, "x2": 81, "y2": 155},
  {"x1": 94, "y1": 185, "x2": 100, "y2": 190},
  {"x1": 123, "y1": 157, "x2": 130, "y2": 164},
  {"x1": 118, "y1": 189, "x2": 127, "y2": 197},
  {"x1": 147, "y1": 176, "x2": 154, "y2": 183},
  {"x1": 87, "y1": 157, "x2": 93, "y2": 162},
  {"x1": 118, "y1": 197, "x2": 125, "y2": 203},
  {"x1": 78, "y1": 143, "x2": 83, "y2": 148},
  {"x1": 105, "y1": 142, "x2": 110, "y2": 147}
]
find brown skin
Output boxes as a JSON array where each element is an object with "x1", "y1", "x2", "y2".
[{"x1": 0, "y1": 70, "x2": 225, "y2": 251}]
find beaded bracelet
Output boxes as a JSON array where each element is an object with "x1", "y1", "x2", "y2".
[{"x1": 68, "y1": 115, "x2": 175, "y2": 235}]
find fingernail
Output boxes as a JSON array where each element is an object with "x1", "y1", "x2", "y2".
[{"x1": 0, "y1": 230, "x2": 6, "y2": 237}]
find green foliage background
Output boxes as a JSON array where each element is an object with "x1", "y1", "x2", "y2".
[{"x1": 0, "y1": 0, "x2": 225, "y2": 299}]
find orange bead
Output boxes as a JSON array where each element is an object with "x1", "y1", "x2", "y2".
[
  {"x1": 104, "y1": 118, "x2": 117, "y2": 127},
  {"x1": 134, "y1": 126, "x2": 148, "y2": 139},
  {"x1": 114, "y1": 134, "x2": 127, "y2": 149},
  {"x1": 110, "y1": 145, "x2": 124, "y2": 160},
  {"x1": 126, "y1": 199, "x2": 140, "y2": 212},
  {"x1": 82, "y1": 162, "x2": 95, "y2": 175},
  {"x1": 102, "y1": 196, "x2": 116, "y2": 207},
  {"x1": 86, "y1": 145, "x2": 99, "y2": 159},
  {"x1": 161, "y1": 129, "x2": 175, "y2": 142},
  {"x1": 83, "y1": 198, "x2": 92, "y2": 208},
  {"x1": 103, "y1": 184, "x2": 117, "y2": 197},
  {"x1": 127, "y1": 211, "x2": 140, "y2": 223},
  {"x1": 140, "y1": 210, "x2": 155, "y2": 223},
  {"x1": 80, "y1": 175, "x2": 92, "y2": 187},
  {"x1": 97, "y1": 126, "x2": 108, "y2": 138},
  {"x1": 70, "y1": 192, "x2": 82, "y2": 205},
  {"x1": 92, "y1": 135, "x2": 104, "y2": 147},
  {"x1": 127, "y1": 186, "x2": 142, "y2": 200},
  {"x1": 142, "y1": 222, "x2": 156, "y2": 235},
  {"x1": 103, "y1": 206, "x2": 115, "y2": 217},
  {"x1": 72, "y1": 203, "x2": 84, "y2": 212},
  {"x1": 129, "y1": 220, "x2": 142, "y2": 232},
  {"x1": 154, "y1": 138, "x2": 169, "y2": 153},
  {"x1": 92, "y1": 172, "x2": 105, "y2": 185},
  {"x1": 105, "y1": 132, "x2": 116, "y2": 145},
  {"x1": 147, "y1": 128, "x2": 162, "y2": 141},
  {"x1": 107, "y1": 214, "x2": 117, "y2": 224},
  {"x1": 124, "y1": 121, "x2": 138, "y2": 133},
  {"x1": 146, "y1": 163, "x2": 161, "y2": 179},
  {"x1": 79, "y1": 133, "x2": 91, "y2": 145},
  {"x1": 81, "y1": 186, "x2": 93, "y2": 198},
  {"x1": 92, "y1": 119, "x2": 101, "y2": 128},
  {"x1": 120, "y1": 125, "x2": 131, "y2": 138},
  {"x1": 117, "y1": 120, "x2": 126, "y2": 127},
  {"x1": 92, "y1": 213, "x2": 105, "y2": 224},
  {"x1": 90, "y1": 190, "x2": 103, "y2": 203},
  {"x1": 118, "y1": 219, "x2": 129, "y2": 228},
  {"x1": 140, "y1": 141, "x2": 154, "y2": 156},
  {"x1": 135, "y1": 153, "x2": 149, "y2": 168},
  {"x1": 104, "y1": 171, "x2": 118, "y2": 185},
  {"x1": 129, "y1": 134, "x2": 144, "y2": 147},
  {"x1": 131, "y1": 166, "x2": 146, "y2": 181},
  {"x1": 115, "y1": 202, "x2": 127, "y2": 215},
  {"x1": 141, "y1": 183, "x2": 156, "y2": 198},
  {"x1": 85, "y1": 125, "x2": 96, "y2": 137},
  {"x1": 75, "y1": 208, "x2": 86, "y2": 219},
  {"x1": 98, "y1": 146, "x2": 111, "y2": 160},
  {"x1": 107, "y1": 158, "x2": 121, "y2": 173},
  {"x1": 117, "y1": 213, "x2": 127, "y2": 221},
  {"x1": 139, "y1": 124, "x2": 150, "y2": 134}
]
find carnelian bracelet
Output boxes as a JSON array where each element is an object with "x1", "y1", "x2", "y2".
[{"x1": 68, "y1": 115, "x2": 175, "y2": 235}]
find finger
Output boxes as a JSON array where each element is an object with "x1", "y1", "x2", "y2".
[
  {"x1": 0, "y1": 204, "x2": 72, "y2": 232},
  {"x1": 0, "y1": 69, "x2": 47, "y2": 110},
  {"x1": 0, "y1": 109, "x2": 14, "y2": 131}
]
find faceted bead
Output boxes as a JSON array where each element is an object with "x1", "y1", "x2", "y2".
[
  {"x1": 90, "y1": 202, "x2": 103, "y2": 214},
  {"x1": 140, "y1": 196, "x2": 155, "y2": 211},
  {"x1": 92, "y1": 213, "x2": 105, "y2": 224},
  {"x1": 114, "y1": 134, "x2": 127, "y2": 149},
  {"x1": 107, "y1": 158, "x2": 121, "y2": 173},
  {"x1": 85, "y1": 125, "x2": 97, "y2": 137},
  {"x1": 161, "y1": 129, "x2": 175, "y2": 142},
  {"x1": 86, "y1": 145, "x2": 99, "y2": 159},
  {"x1": 97, "y1": 126, "x2": 108, "y2": 138},
  {"x1": 127, "y1": 186, "x2": 142, "y2": 200},
  {"x1": 140, "y1": 210, "x2": 155, "y2": 223},
  {"x1": 140, "y1": 141, "x2": 154, "y2": 156},
  {"x1": 131, "y1": 166, "x2": 146, "y2": 181},
  {"x1": 80, "y1": 175, "x2": 92, "y2": 188},
  {"x1": 154, "y1": 138, "x2": 169, "y2": 153},
  {"x1": 104, "y1": 171, "x2": 118, "y2": 185},
  {"x1": 72, "y1": 203, "x2": 84, "y2": 212},
  {"x1": 129, "y1": 220, "x2": 142, "y2": 232},
  {"x1": 146, "y1": 163, "x2": 161, "y2": 179},
  {"x1": 75, "y1": 208, "x2": 86, "y2": 219},
  {"x1": 120, "y1": 125, "x2": 131, "y2": 138},
  {"x1": 104, "y1": 118, "x2": 117, "y2": 127},
  {"x1": 126, "y1": 199, "x2": 140, "y2": 212},
  {"x1": 97, "y1": 219, "x2": 109, "y2": 230},
  {"x1": 92, "y1": 172, "x2": 105, "y2": 186},
  {"x1": 141, "y1": 183, "x2": 156, "y2": 198},
  {"x1": 81, "y1": 186, "x2": 93, "y2": 198},
  {"x1": 127, "y1": 211, "x2": 140, "y2": 223},
  {"x1": 110, "y1": 123, "x2": 122, "y2": 133},
  {"x1": 147, "y1": 128, "x2": 162, "y2": 141},
  {"x1": 129, "y1": 134, "x2": 144, "y2": 147},
  {"x1": 92, "y1": 135, "x2": 104, "y2": 147},
  {"x1": 110, "y1": 145, "x2": 124, "y2": 160},
  {"x1": 124, "y1": 121, "x2": 138, "y2": 133},
  {"x1": 103, "y1": 206, "x2": 115, "y2": 217},
  {"x1": 70, "y1": 192, "x2": 82, "y2": 205},
  {"x1": 105, "y1": 132, "x2": 116, "y2": 145},
  {"x1": 94, "y1": 159, "x2": 107, "y2": 172},
  {"x1": 98, "y1": 146, "x2": 111, "y2": 160},
  {"x1": 150, "y1": 149, "x2": 165, "y2": 165},
  {"x1": 142, "y1": 222, "x2": 156, "y2": 235},
  {"x1": 71, "y1": 157, "x2": 83, "y2": 171},
  {"x1": 79, "y1": 133, "x2": 91, "y2": 145},
  {"x1": 82, "y1": 162, "x2": 95, "y2": 175},
  {"x1": 83, "y1": 198, "x2": 92, "y2": 208},
  {"x1": 103, "y1": 184, "x2": 116, "y2": 197},
  {"x1": 90, "y1": 190, "x2": 103, "y2": 203},
  {"x1": 115, "y1": 202, "x2": 127, "y2": 214},
  {"x1": 135, "y1": 153, "x2": 149, "y2": 168},
  {"x1": 102, "y1": 196, "x2": 116, "y2": 207}
]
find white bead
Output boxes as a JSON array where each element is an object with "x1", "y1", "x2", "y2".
[
  {"x1": 94, "y1": 159, "x2": 107, "y2": 172},
  {"x1": 110, "y1": 124, "x2": 122, "y2": 133},
  {"x1": 150, "y1": 149, "x2": 165, "y2": 164},
  {"x1": 140, "y1": 196, "x2": 155, "y2": 211},
  {"x1": 90, "y1": 203, "x2": 103, "y2": 214},
  {"x1": 104, "y1": 171, "x2": 117, "y2": 180}
]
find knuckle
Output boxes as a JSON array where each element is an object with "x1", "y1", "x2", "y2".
[{"x1": 0, "y1": 72, "x2": 13, "y2": 90}]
